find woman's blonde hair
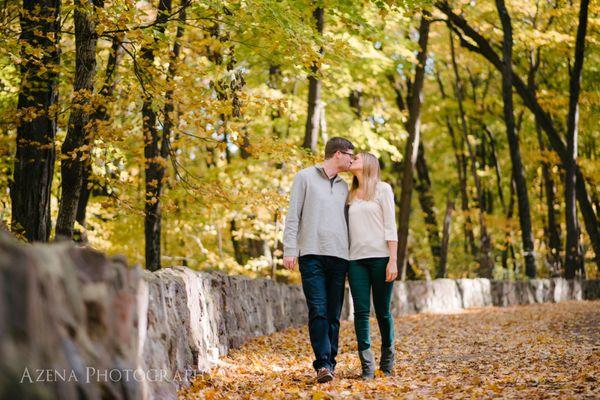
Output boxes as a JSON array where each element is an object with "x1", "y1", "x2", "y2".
[{"x1": 349, "y1": 152, "x2": 380, "y2": 203}]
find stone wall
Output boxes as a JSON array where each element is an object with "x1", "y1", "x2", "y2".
[
  {"x1": 139, "y1": 267, "x2": 306, "y2": 399},
  {"x1": 1, "y1": 232, "x2": 598, "y2": 399},
  {"x1": 0, "y1": 233, "x2": 144, "y2": 400},
  {"x1": 0, "y1": 233, "x2": 306, "y2": 400},
  {"x1": 342, "y1": 277, "x2": 600, "y2": 320}
]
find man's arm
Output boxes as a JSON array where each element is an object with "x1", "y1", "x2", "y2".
[{"x1": 282, "y1": 172, "x2": 306, "y2": 270}]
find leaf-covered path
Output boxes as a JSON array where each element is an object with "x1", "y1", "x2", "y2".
[{"x1": 180, "y1": 301, "x2": 599, "y2": 399}]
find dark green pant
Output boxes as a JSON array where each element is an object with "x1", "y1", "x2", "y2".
[{"x1": 348, "y1": 257, "x2": 395, "y2": 351}]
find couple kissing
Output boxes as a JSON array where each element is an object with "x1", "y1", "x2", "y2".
[{"x1": 283, "y1": 137, "x2": 398, "y2": 383}]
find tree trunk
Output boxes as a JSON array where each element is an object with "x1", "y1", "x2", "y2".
[
  {"x1": 155, "y1": 0, "x2": 187, "y2": 264},
  {"x1": 439, "y1": 194, "x2": 455, "y2": 278},
  {"x1": 268, "y1": 65, "x2": 284, "y2": 137},
  {"x1": 271, "y1": 212, "x2": 280, "y2": 279},
  {"x1": 268, "y1": 65, "x2": 284, "y2": 276},
  {"x1": 302, "y1": 6, "x2": 323, "y2": 153},
  {"x1": 75, "y1": 35, "x2": 122, "y2": 240},
  {"x1": 502, "y1": 179, "x2": 519, "y2": 275},
  {"x1": 449, "y1": 30, "x2": 494, "y2": 278},
  {"x1": 537, "y1": 125, "x2": 563, "y2": 276},
  {"x1": 161, "y1": 1, "x2": 186, "y2": 177},
  {"x1": 564, "y1": 0, "x2": 589, "y2": 278},
  {"x1": 11, "y1": 0, "x2": 60, "y2": 242},
  {"x1": 475, "y1": 132, "x2": 490, "y2": 213},
  {"x1": 495, "y1": 0, "x2": 536, "y2": 278},
  {"x1": 209, "y1": 24, "x2": 254, "y2": 265},
  {"x1": 392, "y1": 68, "x2": 442, "y2": 274},
  {"x1": 230, "y1": 220, "x2": 244, "y2": 265},
  {"x1": 397, "y1": 12, "x2": 430, "y2": 280},
  {"x1": 453, "y1": 122, "x2": 477, "y2": 257},
  {"x1": 141, "y1": 0, "x2": 173, "y2": 271},
  {"x1": 435, "y1": 71, "x2": 477, "y2": 258},
  {"x1": 526, "y1": 42, "x2": 562, "y2": 277},
  {"x1": 482, "y1": 126, "x2": 506, "y2": 213},
  {"x1": 56, "y1": 0, "x2": 99, "y2": 240},
  {"x1": 415, "y1": 144, "x2": 442, "y2": 272},
  {"x1": 349, "y1": 89, "x2": 362, "y2": 118}
]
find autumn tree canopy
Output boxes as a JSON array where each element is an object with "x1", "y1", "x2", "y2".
[{"x1": 0, "y1": 0, "x2": 598, "y2": 281}]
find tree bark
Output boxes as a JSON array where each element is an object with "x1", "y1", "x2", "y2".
[
  {"x1": 268, "y1": 65, "x2": 284, "y2": 137},
  {"x1": 302, "y1": 6, "x2": 324, "y2": 153},
  {"x1": 397, "y1": 12, "x2": 431, "y2": 280},
  {"x1": 453, "y1": 122, "x2": 477, "y2": 257},
  {"x1": 141, "y1": 0, "x2": 173, "y2": 271},
  {"x1": 56, "y1": 0, "x2": 100, "y2": 240},
  {"x1": 538, "y1": 127, "x2": 562, "y2": 276},
  {"x1": 75, "y1": 35, "x2": 122, "y2": 239},
  {"x1": 564, "y1": 0, "x2": 589, "y2": 278},
  {"x1": 449, "y1": 30, "x2": 494, "y2": 278},
  {"x1": 209, "y1": 23, "x2": 254, "y2": 264},
  {"x1": 482, "y1": 126, "x2": 506, "y2": 213},
  {"x1": 526, "y1": 54, "x2": 563, "y2": 276},
  {"x1": 230, "y1": 220, "x2": 244, "y2": 265},
  {"x1": 392, "y1": 73, "x2": 442, "y2": 275},
  {"x1": 153, "y1": 0, "x2": 187, "y2": 264},
  {"x1": 435, "y1": 70, "x2": 477, "y2": 258},
  {"x1": 162, "y1": 1, "x2": 186, "y2": 174},
  {"x1": 11, "y1": 0, "x2": 61, "y2": 242},
  {"x1": 439, "y1": 194, "x2": 455, "y2": 278},
  {"x1": 415, "y1": 144, "x2": 442, "y2": 272},
  {"x1": 503, "y1": 178, "x2": 519, "y2": 275},
  {"x1": 495, "y1": 0, "x2": 536, "y2": 278},
  {"x1": 268, "y1": 65, "x2": 284, "y2": 277},
  {"x1": 349, "y1": 89, "x2": 362, "y2": 119}
]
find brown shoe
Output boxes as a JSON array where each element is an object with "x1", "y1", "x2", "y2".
[{"x1": 316, "y1": 367, "x2": 333, "y2": 383}]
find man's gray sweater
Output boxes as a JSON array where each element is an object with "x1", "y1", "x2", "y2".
[{"x1": 283, "y1": 164, "x2": 349, "y2": 260}]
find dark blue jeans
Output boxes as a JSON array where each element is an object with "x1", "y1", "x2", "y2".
[{"x1": 299, "y1": 255, "x2": 349, "y2": 372}]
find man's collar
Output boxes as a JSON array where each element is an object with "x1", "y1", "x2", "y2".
[{"x1": 315, "y1": 164, "x2": 342, "y2": 182}]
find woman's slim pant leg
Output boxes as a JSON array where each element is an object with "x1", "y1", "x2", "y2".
[
  {"x1": 348, "y1": 259, "x2": 372, "y2": 351},
  {"x1": 369, "y1": 257, "x2": 395, "y2": 348}
]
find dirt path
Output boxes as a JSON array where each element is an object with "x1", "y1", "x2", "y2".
[{"x1": 180, "y1": 300, "x2": 600, "y2": 399}]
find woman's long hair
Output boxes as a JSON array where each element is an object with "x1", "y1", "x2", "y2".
[{"x1": 348, "y1": 152, "x2": 380, "y2": 203}]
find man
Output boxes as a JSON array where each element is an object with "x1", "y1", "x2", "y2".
[{"x1": 283, "y1": 137, "x2": 355, "y2": 383}]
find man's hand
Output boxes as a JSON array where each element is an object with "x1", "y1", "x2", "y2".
[
  {"x1": 386, "y1": 259, "x2": 398, "y2": 282},
  {"x1": 283, "y1": 256, "x2": 298, "y2": 271}
]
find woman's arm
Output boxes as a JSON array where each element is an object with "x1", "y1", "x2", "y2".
[
  {"x1": 381, "y1": 183, "x2": 399, "y2": 281},
  {"x1": 381, "y1": 183, "x2": 398, "y2": 242},
  {"x1": 387, "y1": 240, "x2": 398, "y2": 263},
  {"x1": 386, "y1": 240, "x2": 398, "y2": 281}
]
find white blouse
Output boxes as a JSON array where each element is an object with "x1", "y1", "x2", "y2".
[{"x1": 348, "y1": 181, "x2": 398, "y2": 261}]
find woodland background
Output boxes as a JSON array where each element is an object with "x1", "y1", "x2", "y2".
[{"x1": 0, "y1": 0, "x2": 598, "y2": 283}]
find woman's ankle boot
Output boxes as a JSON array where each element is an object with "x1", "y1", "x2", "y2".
[
  {"x1": 380, "y1": 346, "x2": 395, "y2": 376},
  {"x1": 358, "y1": 349, "x2": 375, "y2": 379}
]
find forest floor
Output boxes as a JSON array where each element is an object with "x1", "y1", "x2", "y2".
[{"x1": 180, "y1": 301, "x2": 600, "y2": 399}]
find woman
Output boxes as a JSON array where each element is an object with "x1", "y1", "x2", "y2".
[{"x1": 347, "y1": 152, "x2": 398, "y2": 379}]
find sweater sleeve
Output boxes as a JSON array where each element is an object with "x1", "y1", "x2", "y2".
[
  {"x1": 283, "y1": 172, "x2": 307, "y2": 257},
  {"x1": 380, "y1": 183, "x2": 398, "y2": 241}
]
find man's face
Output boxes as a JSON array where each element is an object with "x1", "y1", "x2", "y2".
[{"x1": 336, "y1": 149, "x2": 355, "y2": 171}]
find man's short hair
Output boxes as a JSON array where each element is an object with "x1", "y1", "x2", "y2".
[{"x1": 324, "y1": 137, "x2": 354, "y2": 159}]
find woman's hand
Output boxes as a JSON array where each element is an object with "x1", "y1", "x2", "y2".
[{"x1": 386, "y1": 259, "x2": 398, "y2": 282}]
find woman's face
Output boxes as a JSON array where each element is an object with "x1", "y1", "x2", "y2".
[{"x1": 349, "y1": 153, "x2": 363, "y2": 175}]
